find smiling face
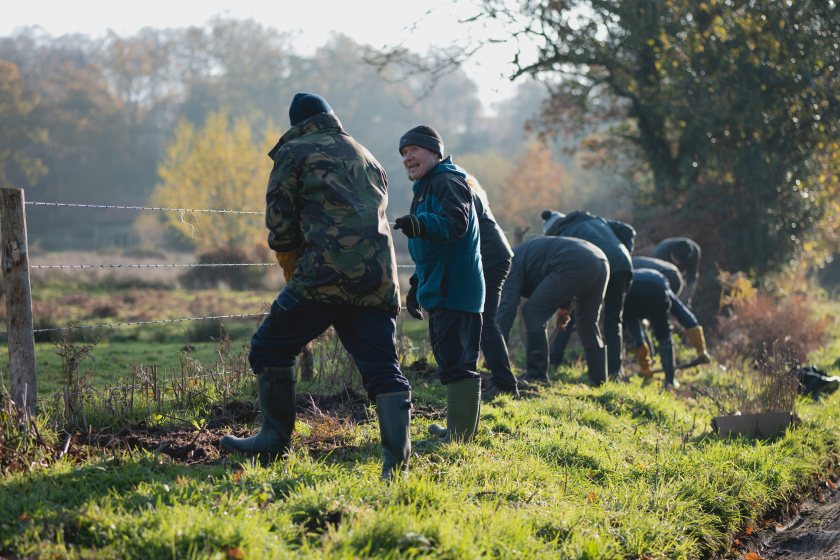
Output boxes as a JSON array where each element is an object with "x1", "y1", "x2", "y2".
[{"x1": 401, "y1": 145, "x2": 441, "y2": 181}]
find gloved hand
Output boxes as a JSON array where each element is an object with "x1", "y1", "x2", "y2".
[
  {"x1": 555, "y1": 307, "x2": 571, "y2": 330},
  {"x1": 274, "y1": 249, "x2": 300, "y2": 283},
  {"x1": 406, "y1": 276, "x2": 423, "y2": 319},
  {"x1": 394, "y1": 215, "x2": 424, "y2": 238}
]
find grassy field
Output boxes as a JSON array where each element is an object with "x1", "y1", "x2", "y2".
[
  {"x1": 1, "y1": 364, "x2": 839, "y2": 558},
  {"x1": 1, "y1": 278, "x2": 839, "y2": 559}
]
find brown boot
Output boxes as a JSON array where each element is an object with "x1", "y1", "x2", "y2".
[
  {"x1": 633, "y1": 344, "x2": 654, "y2": 379},
  {"x1": 684, "y1": 326, "x2": 711, "y2": 364}
]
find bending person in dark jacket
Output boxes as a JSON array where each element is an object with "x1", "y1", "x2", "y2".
[
  {"x1": 466, "y1": 174, "x2": 518, "y2": 399},
  {"x1": 632, "y1": 256, "x2": 684, "y2": 299},
  {"x1": 651, "y1": 237, "x2": 701, "y2": 305},
  {"x1": 542, "y1": 209, "x2": 634, "y2": 379},
  {"x1": 624, "y1": 268, "x2": 711, "y2": 389},
  {"x1": 395, "y1": 125, "x2": 485, "y2": 443},
  {"x1": 497, "y1": 236, "x2": 610, "y2": 387}
]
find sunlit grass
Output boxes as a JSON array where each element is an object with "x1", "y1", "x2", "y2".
[{"x1": 2, "y1": 367, "x2": 839, "y2": 558}]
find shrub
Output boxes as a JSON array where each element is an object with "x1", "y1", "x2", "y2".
[{"x1": 715, "y1": 291, "x2": 831, "y2": 366}]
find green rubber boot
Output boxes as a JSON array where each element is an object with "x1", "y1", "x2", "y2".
[
  {"x1": 220, "y1": 366, "x2": 296, "y2": 460},
  {"x1": 376, "y1": 391, "x2": 412, "y2": 481},
  {"x1": 427, "y1": 377, "x2": 481, "y2": 443}
]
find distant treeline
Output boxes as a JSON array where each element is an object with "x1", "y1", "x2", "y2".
[{"x1": 1, "y1": 19, "x2": 610, "y2": 252}]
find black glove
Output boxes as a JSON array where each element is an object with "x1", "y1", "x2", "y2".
[
  {"x1": 406, "y1": 276, "x2": 423, "y2": 319},
  {"x1": 394, "y1": 215, "x2": 424, "y2": 238}
]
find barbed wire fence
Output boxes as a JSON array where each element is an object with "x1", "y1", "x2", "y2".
[{"x1": 1, "y1": 188, "x2": 421, "y2": 416}]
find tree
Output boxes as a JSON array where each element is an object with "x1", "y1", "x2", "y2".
[
  {"x1": 460, "y1": 141, "x2": 567, "y2": 232},
  {"x1": 472, "y1": 0, "x2": 840, "y2": 274},
  {"x1": 0, "y1": 60, "x2": 46, "y2": 187},
  {"x1": 151, "y1": 110, "x2": 277, "y2": 253}
]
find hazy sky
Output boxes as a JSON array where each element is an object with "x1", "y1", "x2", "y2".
[{"x1": 1, "y1": 0, "x2": 523, "y2": 109}]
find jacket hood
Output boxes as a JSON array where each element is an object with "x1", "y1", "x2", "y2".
[
  {"x1": 544, "y1": 210, "x2": 591, "y2": 236},
  {"x1": 268, "y1": 112, "x2": 344, "y2": 159}
]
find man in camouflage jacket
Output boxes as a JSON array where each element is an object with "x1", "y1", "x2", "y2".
[{"x1": 221, "y1": 93, "x2": 412, "y2": 480}]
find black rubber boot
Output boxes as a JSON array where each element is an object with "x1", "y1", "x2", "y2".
[
  {"x1": 220, "y1": 366, "x2": 296, "y2": 460},
  {"x1": 584, "y1": 345, "x2": 608, "y2": 387},
  {"x1": 660, "y1": 342, "x2": 678, "y2": 389},
  {"x1": 427, "y1": 377, "x2": 482, "y2": 442},
  {"x1": 525, "y1": 339, "x2": 550, "y2": 382},
  {"x1": 376, "y1": 391, "x2": 412, "y2": 481}
]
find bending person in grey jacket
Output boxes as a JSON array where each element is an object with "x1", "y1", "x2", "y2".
[{"x1": 497, "y1": 236, "x2": 610, "y2": 387}]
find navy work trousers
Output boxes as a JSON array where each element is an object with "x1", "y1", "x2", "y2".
[{"x1": 248, "y1": 288, "x2": 410, "y2": 400}]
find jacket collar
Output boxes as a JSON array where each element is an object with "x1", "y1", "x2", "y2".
[{"x1": 268, "y1": 113, "x2": 344, "y2": 159}]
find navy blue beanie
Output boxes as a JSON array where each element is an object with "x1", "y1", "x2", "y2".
[
  {"x1": 288, "y1": 92, "x2": 333, "y2": 126},
  {"x1": 399, "y1": 125, "x2": 444, "y2": 157}
]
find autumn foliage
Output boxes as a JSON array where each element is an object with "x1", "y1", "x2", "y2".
[{"x1": 715, "y1": 291, "x2": 831, "y2": 368}]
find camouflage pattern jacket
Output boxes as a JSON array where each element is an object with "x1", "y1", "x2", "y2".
[{"x1": 264, "y1": 113, "x2": 400, "y2": 311}]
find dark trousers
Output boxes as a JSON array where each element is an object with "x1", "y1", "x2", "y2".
[
  {"x1": 549, "y1": 314, "x2": 575, "y2": 366},
  {"x1": 521, "y1": 259, "x2": 608, "y2": 380},
  {"x1": 603, "y1": 271, "x2": 632, "y2": 376},
  {"x1": 428, "y1": 308, "x2": 482, "y2": 385},
  {"x1": 549, "y1": 270, "x2": 632, "y2": 374},
  {"x1": 480, "y1": 259, "x2": 518, "y2": 390},
  {"x1": 625, "y1": 292, "x2": 674, "y2": 382},
  {"x1": 248, "y1": 288, "x2": 410, "y2": 400}
]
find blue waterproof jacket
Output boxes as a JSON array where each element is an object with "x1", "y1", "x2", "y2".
[{"x1": 407, "y1": 157, "x2": 484, "y2": 313}]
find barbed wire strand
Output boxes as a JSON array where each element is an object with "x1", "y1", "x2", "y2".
[
  {"x1": 25, "y1": 201, "x2": 263, "y2": 215},
  {"x1": 31, "y1": 263, "x2": 275, "y2": 269},
  {"x1": 32, "y1": 313, "x2": 268, "y2": 334},
  {"x1": 0, "y1": 306, "x2": 419, "y2": 339},
  {"x1": 22, "y1": 201, "x2": 516, "y2": 234},
  {"x1": 30, "y1": 263, "x2": 416, "y2": 269}
]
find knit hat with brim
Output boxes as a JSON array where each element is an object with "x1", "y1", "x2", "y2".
[
  {"x1": 399, "y1": 125, "x2": 444, "y2": 157},
  {"x1": 288, "y1": 92, "x2": 334, "y2": 126},
  {"x1": 541, "y1": 209, "x2": 566, "y2": 234}
]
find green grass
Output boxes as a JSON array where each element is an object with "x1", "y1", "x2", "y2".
[
  {"x1": 2, "y1": 377, "x2": 839, "y2": 559},
  {"x1": 2, "y1": 297, "x2": 839, "y2": 559},
  {"x1": 0, "y1": 309, "x2": 430, "y2": 398}
]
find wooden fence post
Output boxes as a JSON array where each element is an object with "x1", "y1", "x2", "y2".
[{"x1": 1, "y1": 188, "x2": 37, "y2": 414}]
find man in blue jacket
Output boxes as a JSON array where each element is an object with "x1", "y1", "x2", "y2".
[
  {"x1": 542, "y1": 209, "x2": 634, "y2": 380},
  {"x1": 395, "y1": 125, "x2": 485, "y2": 443}
]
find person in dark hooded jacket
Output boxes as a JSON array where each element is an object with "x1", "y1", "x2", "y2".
[
  {"x1": 632, "y1": 256, "x2": 684, "y2": 298},
  {"x1": 624, "y1": 268, "x2": 711, "y2": 389},
  {"x1": 465, "y1": 174, "x2": 518, "y2": 399},
  {"x1": 542, "y1": 209, "x2": 634, "y2": 380},
  {"x1": 651, "y1": 237, "x2": 701, "y2": 305}
]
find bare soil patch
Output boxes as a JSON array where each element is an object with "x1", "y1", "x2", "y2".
[
  {"x1": 59, "y1": 386, "x2": 445, "y2": 468},
  {"x1": 735, "y1": 479, "x2": 840, "y2": 560}
]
